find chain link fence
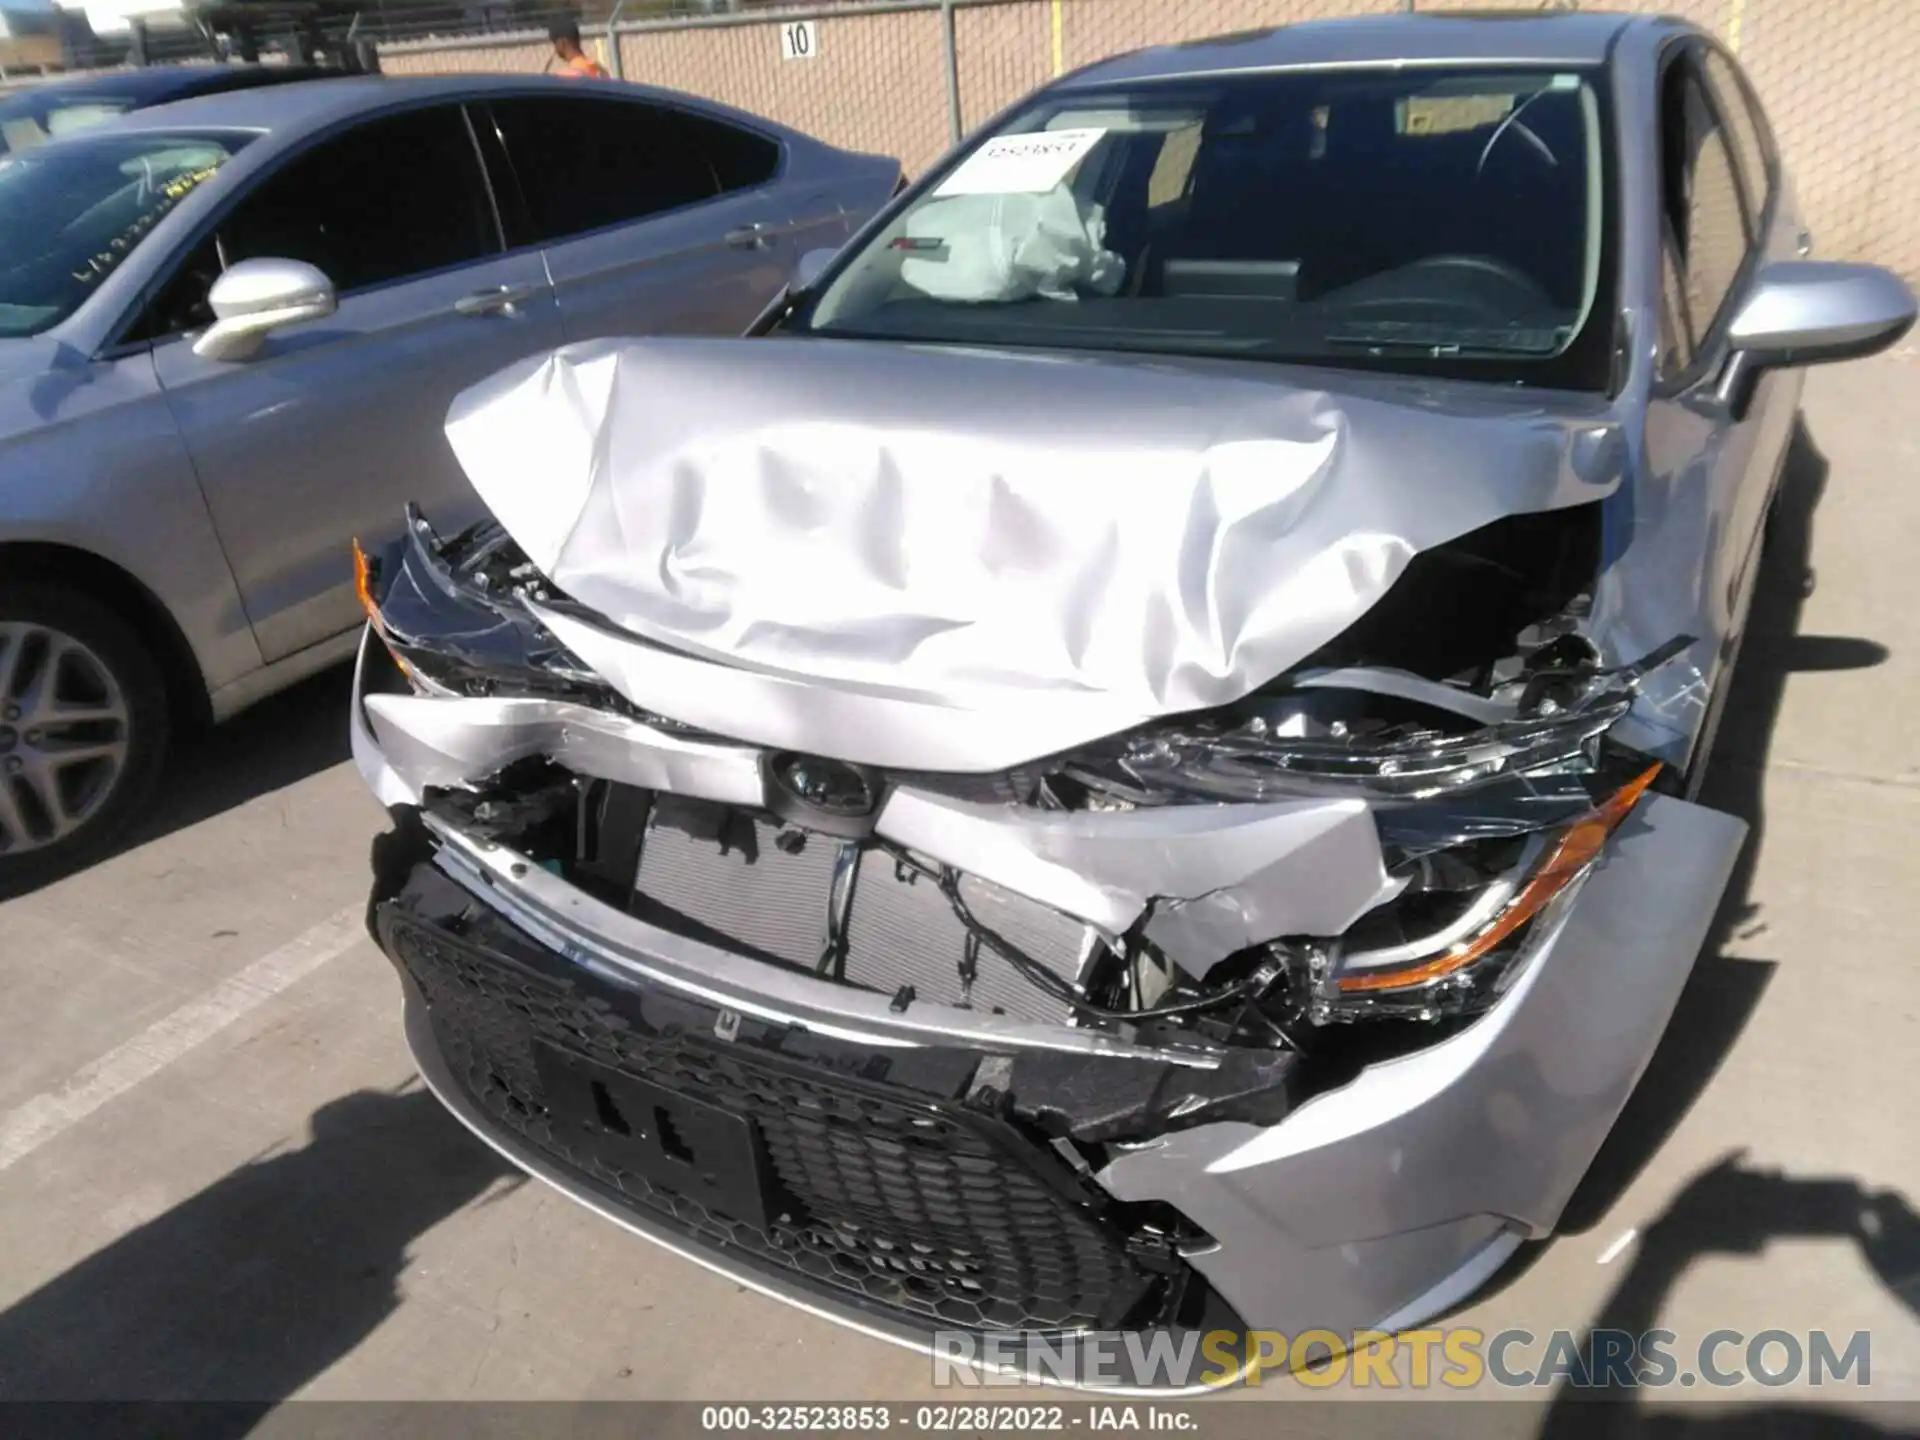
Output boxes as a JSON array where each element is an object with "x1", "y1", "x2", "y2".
[
  {"x1": 364, "y1": 0, "x2": 1920, "y2": 279},
  {"x1": 6, "y1": 0, "x2": 1915, "y2": 277},
  {"x1": 359, "y1": 0, "x2": 1920, "y2": 278}
]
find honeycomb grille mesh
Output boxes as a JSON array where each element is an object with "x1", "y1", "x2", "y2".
[{"x1": 385, "y1": 908, "x2": 1155, "y2": 1334}]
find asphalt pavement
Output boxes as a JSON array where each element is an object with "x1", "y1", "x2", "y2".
[{"x1": 0, "y1": 356, "x2": 1915, "y2": 1427}]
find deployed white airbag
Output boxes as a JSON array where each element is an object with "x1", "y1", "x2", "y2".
[{"x1": 897, "y1": 191, "x2": 1125, "y2": 303}]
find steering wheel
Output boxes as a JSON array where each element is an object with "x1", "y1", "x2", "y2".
[
  {"x1": 1398, "y1": 253, "x2": 1548, "y2": 300},
  {"x1": 1320, "y1": 253, "x2": 1554, "y2": 325}
]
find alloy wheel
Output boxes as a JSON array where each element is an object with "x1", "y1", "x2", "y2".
[{"x1": 0, "y1": 621, "x2": 134, "y2": 855}]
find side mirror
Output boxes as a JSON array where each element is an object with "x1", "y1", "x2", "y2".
[
  {"x1": 192, "y1": 258, "x2": 337, "y2": 362},
  {"x1": 1717, "y1": 261, "x2": 1916, "y2": 418},
  {"x1": 745, "y1": 248, "x2": 839, "y2": 336},
  {"x1": 794, "y1": 248, "x2": 837, "y2": 293}
]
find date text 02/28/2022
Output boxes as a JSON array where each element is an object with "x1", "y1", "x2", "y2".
[{"x1": 699, "y1": 1405, "x2": 1195, "y2": 1431}]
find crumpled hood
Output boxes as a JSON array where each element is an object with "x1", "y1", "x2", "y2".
[{"x1": 444, "y1": 337, "x2": 1623, "y2": 725}]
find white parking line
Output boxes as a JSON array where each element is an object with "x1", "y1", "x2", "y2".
[
  {"x1": 0, "y1": 905, "x2": 365, "y2": 1174},
  {"x1": 1597, "y1": 1227, "x2": 1638, "y2": 1265}
]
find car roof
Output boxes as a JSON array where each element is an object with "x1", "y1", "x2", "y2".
[
  {"x1": 1061, "y1": 10, "x2": 1647, "y2": 89},
  {"x1": 0, "y1": 64, "x2": 339, "y2": 109},
  {"x1": 101, "y1": 72, "x2": 721, "y2": 137}
]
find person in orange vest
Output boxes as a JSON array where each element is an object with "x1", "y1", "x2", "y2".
[{"x1": 548, "y1": 20, "x2": 610, "y2": 79}]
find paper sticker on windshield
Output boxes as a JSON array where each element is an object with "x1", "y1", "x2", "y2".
[{"x1": 934, "y1": 128, "x2": 1106, "y2": 197}]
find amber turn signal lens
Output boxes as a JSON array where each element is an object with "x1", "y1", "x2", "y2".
[
  {"x1": 352, "y1": 538, "x2": 379, "y2": 628},
  {"x1": 352, "y1": 538, "x2": 411, "y2": 678},
  {"x1": 1336, "y1": 763, "x2": 1662, "y2": 995}
]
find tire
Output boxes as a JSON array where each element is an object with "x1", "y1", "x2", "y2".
[{"x1": 0, "y1": 582, "x2": 171, "y2": 894}]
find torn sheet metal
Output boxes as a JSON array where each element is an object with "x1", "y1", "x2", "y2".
[
  {"x1": 443, "y1": 337, "x2": 1625, "y2": 761},
  {"x1": 1584, "y1": 510, "x2": 1718, "y2": 770},
  {"x1": 362, "y1": 691, "x2": 763, "y2": 805},
  {"x1": 875, "y1": 787, "x2": 1401, "y2": 959},
  {"x1": 353, "y1": 670, "x2": 1403, "y2": 959}
]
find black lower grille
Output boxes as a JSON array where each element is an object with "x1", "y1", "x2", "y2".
[{"x1": 378, "y1": 865, "x2": 1188, "y2": 1336}]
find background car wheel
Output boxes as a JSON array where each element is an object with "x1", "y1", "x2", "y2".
[{"x1": 0, "y1": 583, "x2": 170, "y2": 893}]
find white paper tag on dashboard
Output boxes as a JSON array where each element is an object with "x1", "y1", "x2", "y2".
[{"x1": 933, "y1": 128, "x2": 1107, "y2": 197}]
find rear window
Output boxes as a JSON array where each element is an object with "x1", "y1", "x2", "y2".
[
  {"x1": 800, "y1": 66, "x2": 1615, "y2": 389},
  {"x1": 0, "y1": 131, "x2": 246, "y2": 337}
]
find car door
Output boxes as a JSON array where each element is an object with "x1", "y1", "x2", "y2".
[
  {"x1": 142, "y1": 102, "x2": 563, "y2": 662},
  {"x1": 477, "y1": 93, "x2": 797, "y2": 342},
  {"x1": 1640, "y1": 42, "x2": 1798, "y2": 697}
]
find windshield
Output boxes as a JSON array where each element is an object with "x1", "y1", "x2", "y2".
[
  {"x1": 0, "y1": 131, "x2": 244, "y2": 338},
  {"x1": 0, "y1": 91, "x2": 142, "y2": 157},
  {"x1": 799, "y1": 67, "x2": 1614, "y2": 388}
]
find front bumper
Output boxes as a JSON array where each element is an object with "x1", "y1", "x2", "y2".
[
  {"x1": 359, "y1": 649, "x2": 1746, "y2": 1387},
  {"x1": 380, "y1": 863, "x2": 1220, "y2": 1345}
]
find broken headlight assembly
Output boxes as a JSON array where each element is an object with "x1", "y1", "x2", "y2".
[
  {"x1": 1047, "y1": 635, "x2": 1692, "y2": 809},
  {"x1": 1306, "y1": 759, "x2": 1660, "y2": 1022},
  {"x1": 1037, "y1": 643, "x2": 1690, "y2": 1035},
  {"x1": 1059, "y1": 756, "x2": 1664, "y2": 1043},
  {"x1": 354, "y1": 507, "x2": 617, "y2": 705}
]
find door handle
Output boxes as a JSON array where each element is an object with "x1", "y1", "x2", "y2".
[
  {"x1": 454, "y1": 284, "x2": 542, "y2": 316},
  {"x1": 725, "y1": 222, "x2": 777, "y2": 250},
  {"x1": 1796, "y1": 230, "x2": 1814, "y2": 258}
]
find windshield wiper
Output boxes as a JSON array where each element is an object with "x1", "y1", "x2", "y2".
[{"x1": 1324, "y1": 321, "x2": 1567, "y2": 356}]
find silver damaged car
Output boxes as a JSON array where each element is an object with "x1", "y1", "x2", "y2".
[{"x1": 353, "y1": 14, "x2": 1915, "y2": 1386}]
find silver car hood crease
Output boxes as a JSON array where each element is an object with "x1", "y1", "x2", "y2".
[{"x1": 444, "y1": 337, "x2": 1624, "y2": 766}]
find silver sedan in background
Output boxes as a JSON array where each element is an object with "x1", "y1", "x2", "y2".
[{"x1": 0, "y1": 74, "x2": 900, "y2": 886}]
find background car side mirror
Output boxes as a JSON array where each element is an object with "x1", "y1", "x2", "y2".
[
  {"x1": 746, "y1": 249, "x2": 840, "y2": 336},
  {"x1": 794, "y1": 248, "x2": 837, "y2": 293},
  {"x1": 193, "y1": 258, "x2": 337, "y2": 362},
  {"x1": 1717, "y1": 261, "x2": 1916, "y2": 419}
]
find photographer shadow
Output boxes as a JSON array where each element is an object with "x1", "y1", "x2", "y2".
[{"x1": 1537, "y1": 1151, "x2": 1920, "y2": 1438}]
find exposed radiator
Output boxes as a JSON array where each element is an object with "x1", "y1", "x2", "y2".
[
  {"x1": 631, "y1": 797, "x2": 1092, "y2": 1024},
  {"x1": 636, "y1": 806, "x2": 836, "y2": 970}
]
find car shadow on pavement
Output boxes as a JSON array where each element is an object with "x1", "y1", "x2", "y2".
[
  {"x1": 142, "y1": 660, "x2": 357, "y2": 845},
  {"x1": 0, "y1": 1080, "x2": 517, "y2": 1418}
]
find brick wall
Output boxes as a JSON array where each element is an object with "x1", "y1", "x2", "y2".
[{"x1": 378, "y1": 0, "x2": 1920, "y2": 277}]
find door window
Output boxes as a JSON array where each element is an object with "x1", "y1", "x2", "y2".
[
  {"x1": 679, "y1": 108, "x2": 781, "y2": 193},
  {"x1": 1701, "y1": 49, "x2": 1772, "y2": 233},
  {"x1": 1657, "y1": 223, "x2": 1692, "y2": 378},
  {"x1": 127, "y1": 104, "x2": 498, "y2": 340},
  {"x1": 1658, "y1": 56, "x2": 1754, "y2": 370},
  {"x1": 485, "y1": 96, "x2": 746, "y2": 246},
  {"x1": 221, "y1": 105, "x2": 498, "y2": 293}
]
